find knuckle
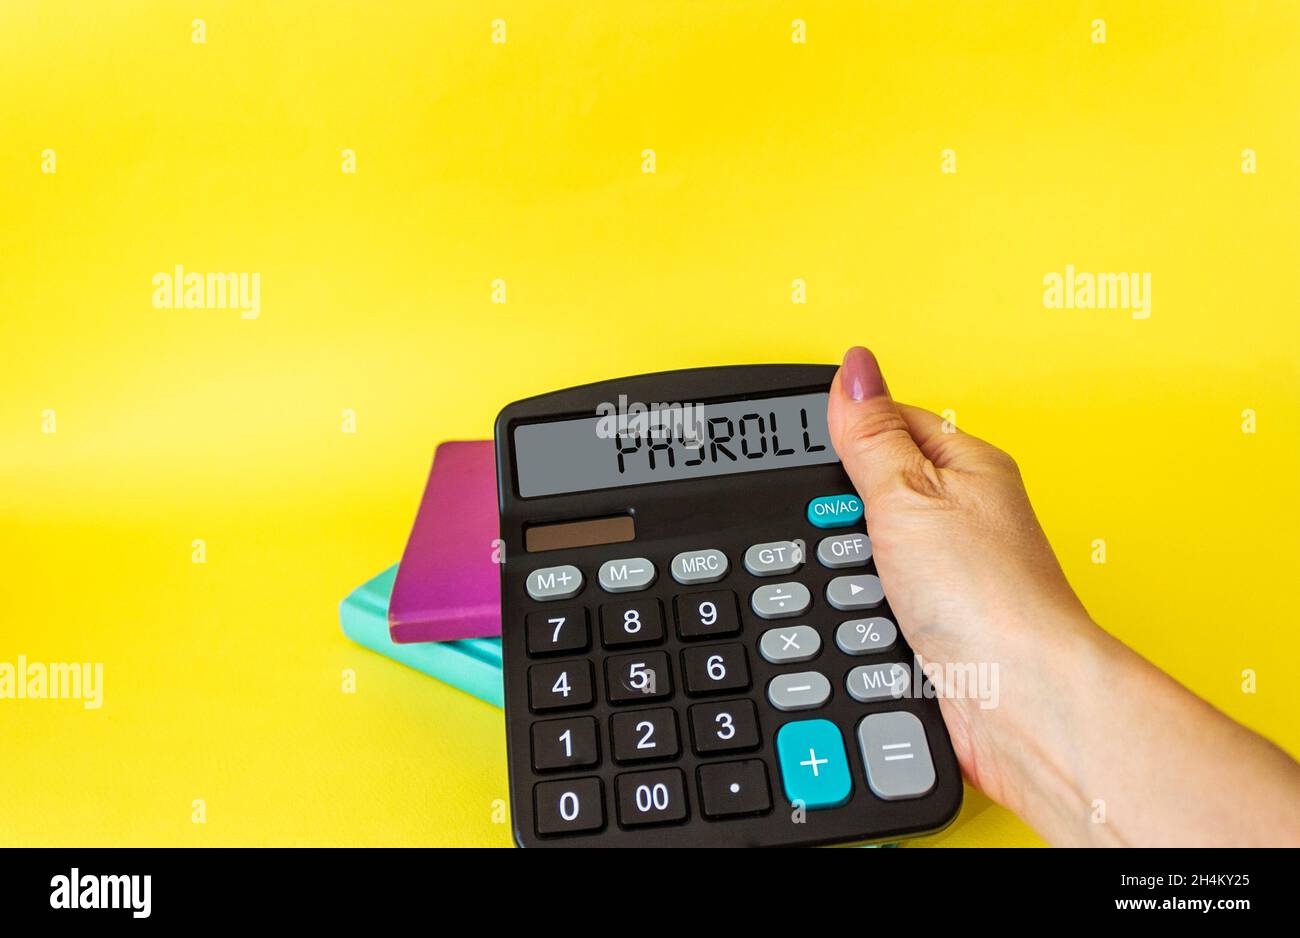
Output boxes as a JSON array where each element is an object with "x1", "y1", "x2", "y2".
[
  {"x1": 992, "y1": 447, "x2": 1021, "y2": 476},
  {"x1": 899, "y1": 456, "x2": 948, "y2": 500},
  {"x1": 844, "y1": 409, "x2": 911, "y2": 454},
  {"x1": 867, "y1": 454, "x2": 948, "y2": 508}
]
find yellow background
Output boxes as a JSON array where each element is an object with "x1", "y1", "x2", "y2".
[{"x1": 2, "y1": 1, "x2": 1297, "y2": 847}]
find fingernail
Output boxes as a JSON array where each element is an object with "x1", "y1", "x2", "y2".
[{"x1": 841, "y1": 346, "x2": 887, "y2": 401}]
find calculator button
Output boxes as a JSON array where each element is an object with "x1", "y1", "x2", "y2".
[
  {"x1": 534, "y1": 777, "x2": 605, "y2": 836},
  {"x1": 689, "y1": 699, "x2": 761, "y2": 754},
  {"x1": 750, "y1": 581, "x2": 811, "y2": 619},
  {"x1": 682, "y1": 643, "x2": 751, "y2": 695},
  {"x1": 610, "y1": 707, "x2": 680, "y2": 763},
  {"x1": 825, "y1": 574, "x2": 885, "y2": 611},
  {"x1": 615, "y1": 768, "x2": 688, "y2": 827},
  {"x1": 526, "y1": 564, "x2": 584, "y2": 601},
  {"x1": 529, "y1": 660, "x2": 594, "y2": 711},
  {"x1": 674, "y1": 590, "x2": 741, "y2": 639},
  {"x1": 767, "y1": 671, "x2": 832, "y2": 711},
  {"x1": 698, "y1": 760, "x2": 772, "y2": 819},
  {"x1": 758, "y1": 625, "x2": 821, "y2": 664},
  {"x1": 845, "y1": 662, "x2": 912, "y2": 702},
  {"x1": 743, "y1": 540, "x2": 804, "y2": 576},
  {"x1": 857, "y1": 711, "x2": 936, "y2": 800},
  {"x1": 835, "y1": 617, "x2": 898, "y2": 655},
  {"x1": 597, "y1": 557, "x2": 656, "y2": 593},
  {"x1": 816, "y1": 533, "x2": 872, "y2": 569},
  {"x1": 606, "y1": 651, "x2": 673, "y2": 704},
  {"x1": 525, "y1": 606, "x2": 590, "y2": 656},
  {"x1": 531, "y1": 716, "x2": 600, "y2": 771},
  {"x1": 775, "y1": 719, "x2": 852, "y2": 809},
  {"x1": 670, "y1": 548, "x2": 729, "y2": 584},
  {"x1": 600, "y1": 599, "x2": 665, "y2": 647},
  {"x1": 806, "y1": 494, "x2": 863, "y2": 529}
]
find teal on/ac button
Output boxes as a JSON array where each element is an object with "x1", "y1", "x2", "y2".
[
  {"x1": 776, "y1": 719, "x2": 852, "y2": 809},
  {"x1": 807, "y1": 494, "x2": 863, "y2": 529}
]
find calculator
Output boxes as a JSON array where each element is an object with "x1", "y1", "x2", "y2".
[{"x1": 494, "y1": 364, "x2": 962, "y2": 847}]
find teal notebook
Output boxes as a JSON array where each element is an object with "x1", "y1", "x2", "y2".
[{"x1": 340, "y1": 565, "x2": 504, "y2": 708}]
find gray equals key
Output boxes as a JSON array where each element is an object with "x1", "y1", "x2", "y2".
[{"x1": 857, "y1": 711, "x2": 936, "y2": 800}]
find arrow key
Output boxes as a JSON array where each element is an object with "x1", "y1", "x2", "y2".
[{"x1": 825, "y1": 574, "x2": 885, "y2": 611}]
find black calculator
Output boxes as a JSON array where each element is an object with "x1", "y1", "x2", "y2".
[{"x1": 494, "y1": 364, "x2": 962, "y2": 847}]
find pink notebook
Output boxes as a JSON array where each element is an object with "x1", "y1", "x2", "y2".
[{"x1": 388, "y1": 440, "x2": 501, "y2": 643}]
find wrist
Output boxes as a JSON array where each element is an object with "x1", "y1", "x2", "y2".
[{"x1": 974, "y1": 607, "x2": 1121, "y2": 844}]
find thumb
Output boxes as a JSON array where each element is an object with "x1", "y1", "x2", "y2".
[{"x1": 827, "y1": 346, "x2": 936, "y2": 501}]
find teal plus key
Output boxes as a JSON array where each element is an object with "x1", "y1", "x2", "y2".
[{"x1": 775, "y1": 719, "x2": 852, "y2": 809}]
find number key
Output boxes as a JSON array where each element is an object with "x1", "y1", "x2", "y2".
[
  {"x1": 528, "y1": 660, "x2": 593, "y2": 712},
  {"x1": 600, "y1": 599, "x2": 665, "y2": 648},
  {"x1": 610, "y1": 708, "x2": 680, "y2": 763},
  {"x1": 615, "y1": 768, "x2": 688, "y2": 827},
  {"x1": 606, "y1": 651, "x2": 672, "y2": 704},
  {"x1": 689, "y1": 699, "x2": 761, "y2": 754},
  {"x1": 682, "y1": 643, "x2": 750, "y2": 695},
  {"x1": 526, "y1": 606, "x2": 589, "y2": 656},
  {"x1": 531, "y1": 716, "x2": 599, "y2": 771},
  {"x1": 674, "y1": 590, "x2": 741, "y2": 639},
  {"x1": 535, "y1": 777, "x2": 604, "y2": 836}
]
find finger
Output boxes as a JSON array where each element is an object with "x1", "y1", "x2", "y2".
[
  {"x1": 894, "y1": 403, "x2": 949, "y2": 461},
  {"x1": 827, "y1": 346, "x2": 939, "y2": 501}
]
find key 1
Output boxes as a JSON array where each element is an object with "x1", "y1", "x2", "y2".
[
  {"x1": 689, "y1": 699, "x2": 761, "y2": 754},
  {"x1": 535, "y1": 777, "x2": 604, "y2": 836},
  {"x1": 600, "y1": 599, "x2": 665, "y2": 648},
  {"x1": 526, "y1": 606, "x2": 590, "y2": 656},
  {"x1": 528, "y1": 660, "x2": 594, "y2": 712},
  {"x1": 610, "y1": 707, "x2": 680, "y2": 763},
  {"x1": 674, "y1": 589, "x2": 741, "y2": 639},
  {"x1": 531, "y1": 716, "x2": 599, "y2": 771},
  {"x1": 606, "y1": 651, "x2": 673, "y2": 704},
  {"x1": 682, "y1": 643, "x2": 750, "y2": 695},
  {"x1": 615, "y1": 768, "x2": 689, "y2": 827}
]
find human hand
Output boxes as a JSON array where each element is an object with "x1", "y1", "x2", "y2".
[{"x1": 826, "y1": 346, "x2": 1300, "y2": 845}]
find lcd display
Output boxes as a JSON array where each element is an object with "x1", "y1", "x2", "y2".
[{"x1": 513, "y1": 391, "x2": 836, "y2": 497}]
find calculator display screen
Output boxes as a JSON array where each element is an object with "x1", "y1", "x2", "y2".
[{"x1": 513, "y1": 391, "x2": 836, "y2": 497}]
